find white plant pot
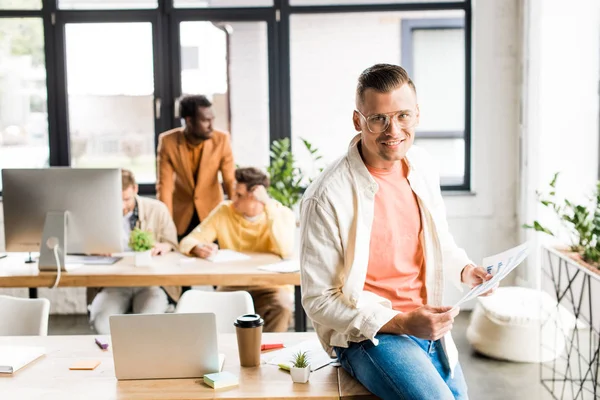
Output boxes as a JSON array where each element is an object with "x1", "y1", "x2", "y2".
[
  {"x1": 290, "y1": 366, "x2": 310, "y2": 383},
  {"x1": 134, "y1": 250, "x2": 152, "y2": 267}
]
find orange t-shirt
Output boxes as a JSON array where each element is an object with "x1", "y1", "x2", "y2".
[
  {"x1": 186, "y1": 140, "x2": 204, "y2": 180},
  {"x1": 364, "y1": 161, "x2": 427, "y2": 312}
]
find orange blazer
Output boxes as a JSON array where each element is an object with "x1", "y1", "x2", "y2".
[{"x1": 156, "y1": 127, "x2": 236, "y2": 235}]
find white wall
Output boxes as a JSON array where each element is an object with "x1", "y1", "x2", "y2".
[
  {"x1": 0, "y1": 0, "x2": 524, "y2": 313},
  {"x1": 441, "y1": 0, "x2": 521, "y2": 306},
  {"x1": 519, "y1": 0, "x2": 600, "y2": 288}
]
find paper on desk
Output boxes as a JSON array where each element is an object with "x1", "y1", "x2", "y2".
[
  {"x1": 257, "y1": 260, "x2": 300, "y2": 273},
  {"x1": 206, "y1": 250, "x2": 251, "y2": 263},
  {"x1": 0, "y1": 346, "x2": 45, "y2": 374},
  {"x1": 262, "y1": 340, "x2": 334, "y2": 372},
  {"x1": 453, "y1": 242, "x2": 529, "y2": 309}
]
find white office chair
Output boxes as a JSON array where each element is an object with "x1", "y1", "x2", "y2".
[
  {"x1": 0, "y1": 295, "x2": 51, "y2": 336},
  {"x1": 175, "y1": 290, "x2": 254, "y2": 334}
]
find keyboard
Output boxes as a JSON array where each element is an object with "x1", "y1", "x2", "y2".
[{"x1": 65, "y1": 255, "x2": 122, "y2": 265}]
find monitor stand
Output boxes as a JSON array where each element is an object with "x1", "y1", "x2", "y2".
[
  {"x1": 24, "y1": 252, "x2": 35, "y2": 264},
  {"x1": 38, "y1": 211, "x2": 67, "y2": 272}
]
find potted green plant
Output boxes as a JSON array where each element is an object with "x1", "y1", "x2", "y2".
[
  {"x1": 129, "y1": 228, "x2": 154, "y2": 267},
  {"x1": 289, "y1": 350, "x2": 310, "y2": 383},
  {"x1": 267, "y1": 137, "x2": 323, "y2": 212},
  {"x1": 524, "y1": 172, "x2": 600, "y2": 272}
]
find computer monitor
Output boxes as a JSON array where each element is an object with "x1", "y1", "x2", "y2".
[{"x1": 2, "y1": 168, "x2": 123, "y2": 270}]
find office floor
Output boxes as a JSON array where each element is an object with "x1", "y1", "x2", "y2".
[{"x1": 48, "y1": 312, "x2": 553, "y2": 400}]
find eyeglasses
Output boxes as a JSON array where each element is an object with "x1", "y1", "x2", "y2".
[{"x1": 355, "y1": 109, "x2": 417, "y2": 134}]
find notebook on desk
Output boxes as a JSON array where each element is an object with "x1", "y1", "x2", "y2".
[
  {"x1": 206, "y1": 250, "x2": 250, "y2": 263},
  {"x1": 0, "y1": 346, "x2": 45, "y2": 374},
  {"x1": 257, "y1": 260, "x2": 300, "y2": 273}
]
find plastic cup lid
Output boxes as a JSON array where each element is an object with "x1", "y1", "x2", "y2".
[{"x1": 234, "y1": 313, "x2": 265, "y2": 328}]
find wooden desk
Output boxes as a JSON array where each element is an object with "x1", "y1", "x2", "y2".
[
  {"x1": 0, "y1": 333, "x2": 339, "y2": 400},
  {"x1": 0, "y1": 252, "x2": 307, "y2": 332}
]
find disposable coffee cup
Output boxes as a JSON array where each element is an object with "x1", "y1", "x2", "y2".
[{"x1": 234, "y1": 314, "x2": 264, "y2": 367}]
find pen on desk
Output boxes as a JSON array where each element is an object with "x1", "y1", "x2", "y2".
[
  {"x1": 278, "y1": 363, "x2": 291, "y2": 371},
  {"x1": 261, "y1": 343, "x2": 284, "y2": 351},
  {"x1": 95, "y1": 337, "x2": 109, "y2": 350}
]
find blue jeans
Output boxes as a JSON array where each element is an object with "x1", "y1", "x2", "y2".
[{"x1": 335, "y1": 334, "x2": 469, "y2": 400}]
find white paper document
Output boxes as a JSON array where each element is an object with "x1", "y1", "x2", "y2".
[
  {"x1": 262, "y1": 340, "x2": 333, "y2": 372},
  {"x1": 453, "y1": 242, "x2": 529, "y2": 309},
  {"x1": 257, "y1": 260, "x2": 300, "y2": 273},
  {"x1": 0, "y1": 346, "x2": 45, "y2": 374},
  {"x1": 206, "y1": 250, "x2": 251, "y2": 263}
]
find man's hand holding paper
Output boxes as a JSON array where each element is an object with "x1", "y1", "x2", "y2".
[
  {"x1": 452, "y1": 242, "x2": 529, "y2": 310},
  {"x1": 461, "y1": 264, "x2": 497, "y2": 296}
]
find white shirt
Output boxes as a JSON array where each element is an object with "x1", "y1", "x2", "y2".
[
  {"x1": 299, "y1": 134, "x2": 473, "y2": 375},
  {"x1": 122, "y1": 211, "x2": 133, "y2": 251}
]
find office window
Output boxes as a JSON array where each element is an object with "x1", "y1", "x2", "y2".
[
  {"x1": 179, "y1": 21, "x2": 270, "y2": 170},
  {"x1": 0, "y1": 18, "x2": 49, "y2": 191},
  {"x1": 290, "y1": 10, "x2": 466, "y2": 187},
  {"x1": 58, "y1": 0, "x2": 158, "y2": 9},
  {"x1": 0, "y1": 0, "x2": 41, "y2": 9},
  {"x1": 65, "y1": 23, "x2": 156, "y2": 184},
  {"x1": 174, "y1": 0, "x2": 272, "y2": 8},
  {"x1": 290, "y1": 0, "x2": 462, "y2": 5},
  {"x1": 181, "y1": 46, "x2": 200, "y2": 70},
  {"x1": 403, "y1": 18, "x2": 466, "y2": 186}
]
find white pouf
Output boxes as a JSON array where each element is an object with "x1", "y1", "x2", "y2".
[{"x1": 466, "y1": 286, "x2": 579, "y2": 363}]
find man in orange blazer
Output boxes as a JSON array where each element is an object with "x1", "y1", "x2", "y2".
[{"x1": 157, "y1": 95, "x2": 236, "y2": 239}]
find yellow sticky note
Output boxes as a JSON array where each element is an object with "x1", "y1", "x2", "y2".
[{"x1": 69, "y1": 360, "x2": 101, "y2": 370}]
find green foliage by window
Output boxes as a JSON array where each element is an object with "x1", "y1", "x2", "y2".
[
  {"x1": 524, "y1": 173, "x2": 600, "y2": 267},
  {"x1": 128, "y1": 228, "x2": 154, "y2": 252},
  {"x1": 290, "y1": 351, "x2": 310, "y2": 369},
  {"x1": 0, "y1": 18, "x2": 45, "y2": 67},
  {"x1": 267, "y1": 137, "x2": 323, "y2": 209}
]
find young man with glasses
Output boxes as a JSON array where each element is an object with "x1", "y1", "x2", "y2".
[{"x1": 299, "y1": 64, "x2": 495, "y2": 400}]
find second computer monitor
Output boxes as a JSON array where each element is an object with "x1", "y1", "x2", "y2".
[{"x1": 2, "y1": 168, "x2": 123, "y2": 256}]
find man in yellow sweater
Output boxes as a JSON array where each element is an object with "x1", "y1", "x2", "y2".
[{"x1": 179, "y1": 167, "x2": 296, "y2": 332}]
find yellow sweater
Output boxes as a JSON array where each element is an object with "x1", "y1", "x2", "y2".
[{"x1": 179, "y1": 200, "x2": 296, "y2": 258}]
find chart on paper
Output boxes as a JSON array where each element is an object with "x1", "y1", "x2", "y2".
[{"x1": 452, "y1": 242, "x2": 529, "y2": 309}]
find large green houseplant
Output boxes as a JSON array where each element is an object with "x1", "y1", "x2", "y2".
[
  {"x1": 524, "y1": 173, "x2": 600, "y2": 269},
  {"x1": 267, "y1": 137, "x2": 323, "y2": 209}
]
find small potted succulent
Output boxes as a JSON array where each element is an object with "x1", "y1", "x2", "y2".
[
  {"x1": 290, "y1": 350, "x2": 310, "y2": 384},
  {"x1": 129, "y1": 228, "x2": 154, "y2": 267}
]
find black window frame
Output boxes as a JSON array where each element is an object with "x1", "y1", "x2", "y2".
[{"x1": 0, "y1": 0, "x2": 472, "y2": 195}]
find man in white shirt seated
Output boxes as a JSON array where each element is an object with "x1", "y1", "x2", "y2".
[
  {"x1": 300, "y1": 64, "x2": 495, "y2": 400},
  {"x1": 88, "y1": 169, "x2": 179, "y2": 334}
]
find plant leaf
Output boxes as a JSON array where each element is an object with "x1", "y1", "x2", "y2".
[
  {"x1": 550, "y1": 172, "x2": 559, "y2": 188},
  {"x1": 533, "y1": 221, "x2": 554, "y2": 236}
]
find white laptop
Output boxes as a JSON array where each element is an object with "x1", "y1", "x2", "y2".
[{"x1": 109, "y1": 313, "x2": 224, "y2": 380}]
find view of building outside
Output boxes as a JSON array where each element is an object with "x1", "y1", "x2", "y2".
[
  {"x1": 291, "y1": 0, "x2": 460, "y2": 4},
  {"x1": 65, "y1": 22, "x2": 156, "y2": 183},
  {"x1": 0, "y1": 0, "x2": 41, "y2": 9},
  {"x1": 180, "y1": 21, "x2": 270, "y2": 171},
  {"x1": 0, "y1": 2, "x2": 466, "y2": 189},
  {"x1": 174, "y1": 0, "x2": 272, "y2": 8},
  {"x1": 290, "y1": 10, "x2": 466, "y2": 185},
  {"x1": 58, "y1": 0, "x2": 157, "y2": 9},
  {"x1": 0, "y1": 17, "x2": 49, "y2": 192}
]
